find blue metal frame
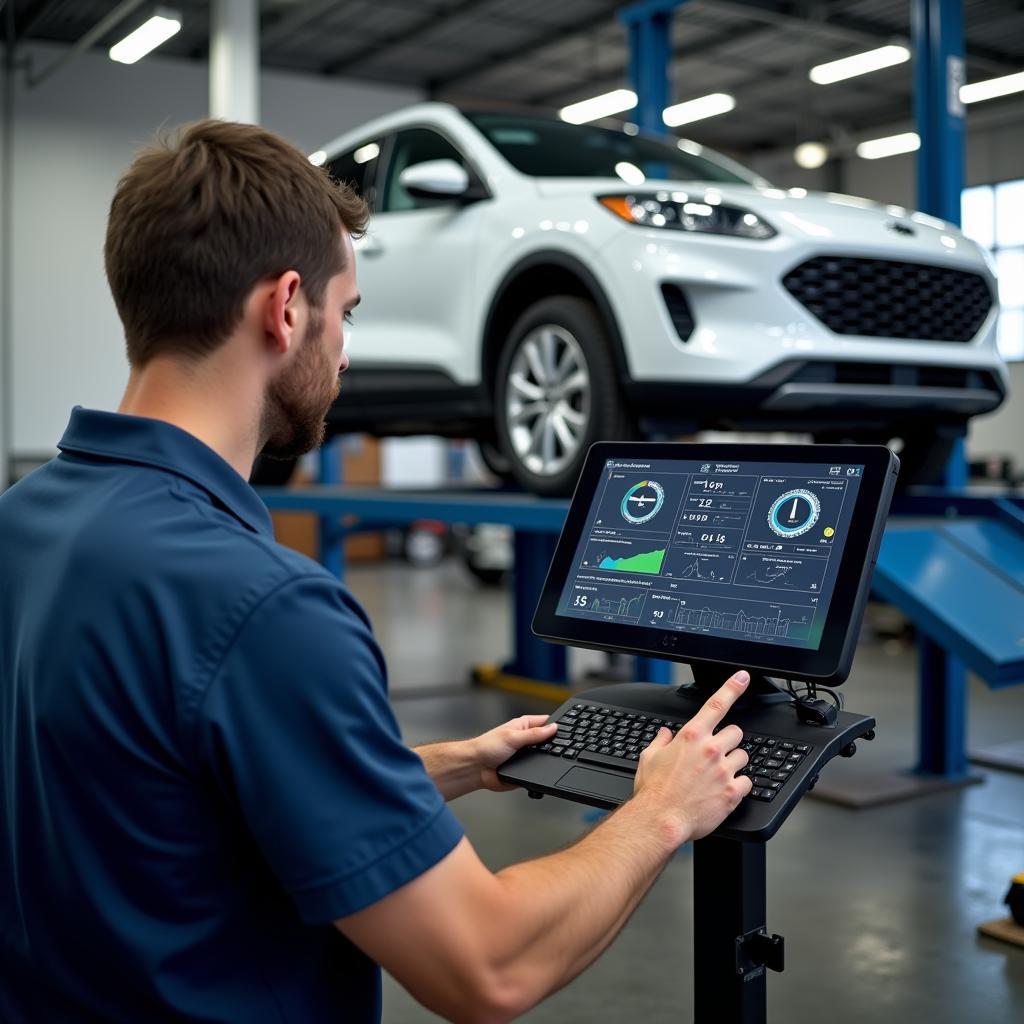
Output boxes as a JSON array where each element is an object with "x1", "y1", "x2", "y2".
[
  {"x1": 619, "y1": 0, "x2": 686, "y2": 135},
  {"x1": 910, "y1": 0, "x2": 973, "y2": 778}
]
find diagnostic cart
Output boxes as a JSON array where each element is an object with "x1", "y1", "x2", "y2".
[{"x1": 498, "y1": 441, "x2": 900, "y2": 1024}]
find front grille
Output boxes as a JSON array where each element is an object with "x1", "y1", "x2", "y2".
[
  {"x1": 660, "y1": 283, "x2": 695, "y2": 342},
  {"x1": 783, "y1": 256, "x2": 993, "y2": 343}
]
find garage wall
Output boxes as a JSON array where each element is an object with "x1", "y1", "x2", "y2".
[{"x1": 4, "y1": 42, "x2": 422, "y2": 460}]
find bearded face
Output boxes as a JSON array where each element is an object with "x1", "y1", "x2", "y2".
[{"x1": 259, "y1": 304, "x2": 341, "y2": 460}]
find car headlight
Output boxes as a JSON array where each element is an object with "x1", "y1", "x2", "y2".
[{"x1": 598, "y1": 192, "x2": 776, "y2": 239}]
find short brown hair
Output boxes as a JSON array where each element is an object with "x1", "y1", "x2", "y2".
[{"x1": 104, "y1": 119, "x2": 368, "y2": 365}]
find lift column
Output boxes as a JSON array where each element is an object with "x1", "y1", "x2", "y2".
[
  {"x1": 620, "y1": 0, "x2": 686, "y2": 684},
  {"x1": 911, "y1": 0, "x2": 973, "y2": 781}
]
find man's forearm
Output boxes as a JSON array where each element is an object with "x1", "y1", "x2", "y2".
[
  {"x1": 414, "y1": 740, "x2": 481, "y2": 801},
  {"x1": 485, "y1": 790, "x2": 683, "y2": 1013}
]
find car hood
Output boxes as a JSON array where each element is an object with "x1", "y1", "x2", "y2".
[{"x1": 532, "y1": 177, "x2": 988, "y2": 265}]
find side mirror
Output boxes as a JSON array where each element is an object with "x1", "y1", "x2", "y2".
[{"x1": 399, "y1": 159, "x2": 479, "y2": 202}]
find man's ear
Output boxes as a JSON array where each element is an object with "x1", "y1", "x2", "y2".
[{"x1": 264, "y1": 271, "x2": 302, "y2": 355}]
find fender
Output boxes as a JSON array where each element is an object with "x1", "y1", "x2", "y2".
[{"x1": 479, "y1": 249, "x2": 631, "y2": 394}]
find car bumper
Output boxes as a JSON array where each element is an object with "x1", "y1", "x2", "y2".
[{"x1": 595, "y1": 227, "x2": 1007, "y2": 422}]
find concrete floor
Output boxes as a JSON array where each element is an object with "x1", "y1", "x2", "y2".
[{"x1": 346, "y1": 559, "x2": 1024, "y2": 1024}]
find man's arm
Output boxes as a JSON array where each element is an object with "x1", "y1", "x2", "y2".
[
  {"x1": 414, "y1": 715, "x2": 557, "y2": 801},
  {"x1": 338, "y1": 672, "x2": 752, "y2": 1024}
]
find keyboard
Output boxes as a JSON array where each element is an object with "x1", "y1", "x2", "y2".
[{"x1": 532, "y1": 701, "x2": 814, "y2": 803}]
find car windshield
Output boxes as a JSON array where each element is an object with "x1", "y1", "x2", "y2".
[{"x1": 464, "y1": 112, "x2": 757, "y2": 184}]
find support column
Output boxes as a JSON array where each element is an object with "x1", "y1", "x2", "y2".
[
  {"x1": 619, "y1": 0, "x2": 687, "y2": 137},
  {"x1": 210, "y1": 0, "x2": 259, "y2": 123},
  {"x1": 912, "y1": 0, "x2": 971, "y2": 778}
]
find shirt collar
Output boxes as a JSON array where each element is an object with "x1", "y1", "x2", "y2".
[{"x1": 57, "y1": 407, "x2": 274, "y2": 537}]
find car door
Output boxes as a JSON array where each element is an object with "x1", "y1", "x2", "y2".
[{"x1": 349, "y1": 126, "x2": 486, "y2": 387}]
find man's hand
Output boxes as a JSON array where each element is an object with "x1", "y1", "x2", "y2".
[
  {"x1": 472, "y1": 715, "x2": 558, "y2": 793},
  {"x1": 414, "y1": 716, "x2": 556, "y2": 801},
  {"x1": 632, "y1": 670, "x2": 753, "y2": 844}
]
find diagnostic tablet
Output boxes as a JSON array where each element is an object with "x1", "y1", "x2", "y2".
[{"x1": 532, "y1": 442, "x2": 899, "y2": 685}]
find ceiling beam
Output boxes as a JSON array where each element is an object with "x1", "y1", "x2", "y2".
[
  {"x1": 426, "y1": 0, "x2": 624, "y2": 94},
  {"x1": 528, "y1": 18, "x2": 774, "y2": 106},
  {"x1": 699, "y1": 0, "x2": 1021, "y2": 76},
  {"x1": 321, "y1": 0, "x2": 492, "y2": 76}
]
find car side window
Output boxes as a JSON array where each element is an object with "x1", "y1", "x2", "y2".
[
  {"x1": 382, "y1": 128, "x2": 466, "y2": 213},
  {"x1": 327, "y1": 140, "x2": 382, "y2": 210}
]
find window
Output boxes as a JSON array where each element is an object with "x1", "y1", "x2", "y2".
[
  {"x1": 327, "y1": 139, "x2": 382, "y2": 208},
  {"x1": 962, "y1": 179, "x2": 1024, "y2": 361},
  {"x1": 465, "y1": 111, "x2": 757, "y2": 185},
  {"x1": 381, "y1": 128, "x2": 467, "y2": 213}
]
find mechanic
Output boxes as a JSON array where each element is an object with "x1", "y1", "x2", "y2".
[{"x1": 0, "y1": 120, "x2": 752, "y2": 1023}]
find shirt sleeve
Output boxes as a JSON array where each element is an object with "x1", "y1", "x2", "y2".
[{"x1": 192, "y1": 574, "x2": 464, "y2": 925}]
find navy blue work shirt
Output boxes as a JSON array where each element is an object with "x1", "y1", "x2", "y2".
[{"x1": 0, "y1": 408, "x2": 464, "y2": 1022}]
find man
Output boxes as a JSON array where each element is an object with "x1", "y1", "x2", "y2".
[{"x1": 0, "y1": 120, "x2": 751, "y2": 1022}]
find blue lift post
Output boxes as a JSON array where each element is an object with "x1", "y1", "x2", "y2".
[
  {"x1": 911, "y1": 0, "x2": 975, "y2": 782},
  {"x1": 620, "y1": 0, "x2": 685, "y2": 686}
]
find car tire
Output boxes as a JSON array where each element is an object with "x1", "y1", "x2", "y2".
[
  {"x1": 813, "y1": 429, "x2": 959, "y2": 487},
  {"x1": 495, "y1": 296, "x2": 632, "y2": 496},
  {"x1": 476, "y1": 439, "x2": 515, "y2": 484}
]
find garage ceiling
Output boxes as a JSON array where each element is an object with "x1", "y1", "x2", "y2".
[{"x1": 8, "y1": 0, "x2": 1024, "y2": 155}]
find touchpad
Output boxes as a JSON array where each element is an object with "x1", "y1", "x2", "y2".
[{"x1": 558, "y1": 766, "x2": 634, "y2": 803}]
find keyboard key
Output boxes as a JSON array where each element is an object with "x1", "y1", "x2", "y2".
[
  {"x1": 749, "y1": 787, "x2": 767, "y2": 800},
  {"x1": 779, "y1": 741, "x2": 794, "y2": 751},
  {"x1": 771, "y1": 771, "x2": 791, "y2": 781},
  {"x1": 563, "y1": 748, "x2": 579, "y2": 759},
  {"x1": 795, "y1": 744, "x2": 810, "y2": 753},
  {"x1": 539, "y1": 743, "x2": 553, "y2": 752},
  {"x1": 750, "y1": 736, "x2": 765, "y2": 745},
  {"x1": 578, "y1": 751, "x2": 638, "y2": 772},
  {"x1": 754, "y1": 788, "x2": 776, "y2": 802},
  {"x1": 764, "y1": 758, "x2": 783, "y2": 769},
  {"x1": 753, "y1": 775, "x2": 772, "y2": 788}
]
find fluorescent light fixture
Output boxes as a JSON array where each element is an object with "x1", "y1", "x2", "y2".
[
  {"x1": 560, "y1": 89, "x2": 637, "y2": 124},
  {"x1": 109, "y1": 9, "x2": 181, "y2": 65},
  {"x1": 810, "y1": 44, "x2": 910, "y2": 85},
  {"x1": 353, "y1": 142, "x2": 380, "y2": 164},
  {"x1": 794, "y1": 141, "x2": 829, "y2": 169},
  {"x1": 960, "y1": 70, "x2": 1024, "y2": 104},
  {"x1": 308, "y1": 150, "x2": 327, "y2": 166},
  {"x1": 663, "y1": 92, "x2": 735, "y2": 127},
  {"x1": 856, "y1": 131, "x2": 920, "y2": 160}
]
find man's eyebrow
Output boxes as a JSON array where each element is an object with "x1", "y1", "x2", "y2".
[{"x1": 346, "y1": 295, "x2": 362, "y2": 310}]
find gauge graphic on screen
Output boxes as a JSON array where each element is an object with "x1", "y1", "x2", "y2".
[
  {"x1": 620, "y1": 480, "x2": 665, "y2": 525},
  {"x1": 767, "y1": 489, "x2": 821, "y2": 538}
]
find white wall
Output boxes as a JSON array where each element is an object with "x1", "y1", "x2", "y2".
[{"x1": 6, "y1": 42, "x2": 421, "y2": 458}]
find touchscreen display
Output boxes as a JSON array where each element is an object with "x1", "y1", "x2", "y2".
[{"x1": 557, "y1": 456, "x2": 864, "y2": 650}]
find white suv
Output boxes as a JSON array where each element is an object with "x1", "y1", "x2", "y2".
[{"x1": 309, "y1": 102, "x2": 1004, "y2": 495}]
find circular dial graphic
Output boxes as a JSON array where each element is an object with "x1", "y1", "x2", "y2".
[
  {"x1": 621, "y1": 480, "x2": 665, "y2": 525},
  {"x1": 768, "y1": 489, "x2": 821, "y2": 538}
]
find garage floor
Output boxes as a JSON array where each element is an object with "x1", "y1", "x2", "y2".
[{"x1": 347, "y1": 560, "x2": 1024, "y2": 1024}]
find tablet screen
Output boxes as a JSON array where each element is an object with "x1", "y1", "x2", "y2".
[{"x1": 556, "y1": 455, "x2": 865, "y2": 651}]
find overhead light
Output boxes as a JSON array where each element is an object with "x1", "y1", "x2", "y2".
[
  {"x1": 560, "y1": 89, "x2": 637, "y2": 125},
  {"x1": 308, "y1": 150, "x2": 327, "y2": 166},
  {"x1": 794, "y1": 142, "x2": 829, "y2": 169},
  {"x1": 856, "y1": 132, "x2": 920, "y2": 160},
  {"x1": 663, "y1": 93, "x2": 735, "y2": 127},
  {"x1": 109, "y1": 9, "x2": 182, "y2": 65},
  {"x1": 960, "y1": 70, "x2": 1024, "y2": 104},
  {"x1": 353, "y1": 142, "x2": 380, "y2": 164},
  {"x1": 810, "y1": 44, "x2": 910, "y2": 85}
]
